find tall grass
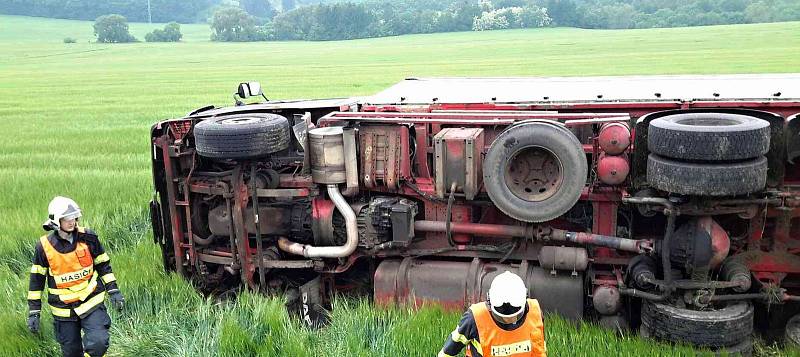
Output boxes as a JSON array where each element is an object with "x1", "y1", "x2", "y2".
[{"x1": 1, "y1": 14, "x2": 799, "y2": 356}]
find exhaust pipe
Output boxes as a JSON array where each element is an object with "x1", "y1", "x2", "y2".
[{"x1": 278, "y1": 184, "x2": 358, "y2": 258}]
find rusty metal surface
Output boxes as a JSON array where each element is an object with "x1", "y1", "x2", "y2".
[
  {"x1": 414, "y1": 220, "x2": 531, "y2": 238},
  {"x1": 374, "y1": 258, "x2": 584, "y2": 319},
  {"x1": 260, "y1": 259, "x2": 319, "y2": 269},
  {"x1": 256, "y1": 188, "x2": 310, "y2": 197},
  {"x1": 156, "y1": 135, "x2": 186, "y2": 276},
  {"x1": 593, "y1": 286, "x2": 622, "y2": 315},
  {"x1": 198, "y1": 252, "x2": 233, "y2": 265},
  {"x1": 208, "y1": 205, "x2": 291, "y2": 238},
  {"x1": 231, "y1": 166, "x2": 255, "y2": 288},
  {"x1": 434, "y1": 128, "x2": 484, "y2": 200},
  {"x1": 150, "y1": 76, "x2": 800, "y2": 333},
  {"x1": 359, "y1": 125, "x2": 409, "y2": 190},
  {"x1": 539, "y1": 246, "x2": 589, "y2": 272},
  {"x1": 504, "y1": 145, "x2": 563, "y2": 202}
]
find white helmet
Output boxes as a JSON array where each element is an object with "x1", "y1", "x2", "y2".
[
  {"x1": 488, "y1": 271, "x2": 527, "y2": 319},
  {"x1": 45, "y1": 196, "x2": 82, "y2": 230}
]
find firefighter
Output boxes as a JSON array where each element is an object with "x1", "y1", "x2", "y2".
[
  {"x1": 26, "y1": 196, "x2": 125, "y2": 357},
  {"x1": 438, "y1": 271, "x2": 546, "y2": 357}
]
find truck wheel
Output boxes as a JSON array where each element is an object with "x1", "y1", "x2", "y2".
[
  {"x1": 720, "y1": 337, "x2": 753, "y2": 357},
  {"x1": 647, "y1": 154, "x2": 767, "y2": 196},
  {"x1": 483, "y1": 122, "x2": 587, "y2": 223},
  {"x1": 648, "y1": 113, "x2": 770, "y2": 161},
  {"x1": 641, "y1": 300, "x2": 753, "y2": 348},
  {"x1": 195, "y1": 114, "x2": 290, "y2": 159},
  {"x1": 785, "y1": 313, "x2": 800, "y2": 347}
]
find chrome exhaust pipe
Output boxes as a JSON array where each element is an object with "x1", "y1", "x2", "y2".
[{"x1": 278, "y1": 184, "x2": 358, "y2": 258}]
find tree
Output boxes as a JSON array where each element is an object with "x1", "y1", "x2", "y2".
[
  {"x1": 545, "y1": 0, "x2": 579, "y2": 26},
  {"x1": 211, "y1": 7, "x2": 257, "y2": 41},
  {"x1": 282, "y1": 0, "x2": 296, "y2": 12},
  {"x1": 93, "y1": 14, "x2": 136, "y2": 43},
  {"x1": 473, "y1": 9, "x2": 511, "y2": 30},
  {"x1": 518, "y1": 5, "x2": 552, "y2": 28},
  {"x1": 239, "y1": 0, "x2": 275, "y2": 19},
  {"x1": 1, "y1": 0, "x2": 215, "y2": 23},
  {"x1": 145, "y1": 22, "x2": 183, "y2": 42}
]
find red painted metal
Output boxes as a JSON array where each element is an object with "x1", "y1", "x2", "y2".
[
  {"x1": 151, "y1": 78, "x2": 800, "y2": 336},
  {"x1": 597, "y1": 154, "x2": 630, "y2": 186},
  {"x1": 168, "y1": 120, "x2": 193, "y2": 142},
  {"x1": 278, "y1": 174, "x2": 314, "y2": 188},
  {"x1": 581, "y1": 187, "x2": 622, "y2": 202},
  {"x1": 698, "y1": 217, "x2": 731, "y2": 269},
  {"x1": 359, "y1": 125, "x2": 410, "y2": 190},
  {"x1": 414, "y1": 125, "x2": 431, "y2": 178},
  {"x1": 414, "y1": 220, "x2": 530, "y2": 238},
  {"x1": 598, "y1": 122, "x2": 631, "y2": 155},
  {"x1": 155, "y1": 135, "x2": 185, "y2": 276},
  {"x1": 592, "y1": 199, "x2": 618, "y2": 259},
  {"x1": 231, "y1": 168, "x2": 255, "y2": 288}
]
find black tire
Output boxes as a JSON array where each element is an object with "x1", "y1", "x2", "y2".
[
  {"x1": 648, "y1": 113, "x2": 770, "y2": 161},
  {"x1": 194, "y1": 114, "x2": 290, "y2": 159},
  {"x1": 647, "y1": 154, "x2": 767, "y2": 196},
  {"x1": 483, "y1": 123, "x2": 587, "y2": 223},
  {"x1": 641, "y1": 301, "x2": 753, "y2": 348},
  {"x1": 718, "y1": 337, "x2": 752, "y2": 356},
  {"x1": 785, "y1": 313, "x2": 800, "y2": 347}
]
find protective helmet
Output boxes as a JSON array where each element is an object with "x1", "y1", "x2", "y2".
[
  {"x1": 488, "y1": 271, "x2": 527, "y2": 319},
  {"x1": 45, "y1": 196, "x2": 82, "y2": 230}
]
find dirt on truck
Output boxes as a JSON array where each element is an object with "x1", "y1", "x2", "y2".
[{"x1": 149, "y1": 74, "x2": 800, "y2": 354}]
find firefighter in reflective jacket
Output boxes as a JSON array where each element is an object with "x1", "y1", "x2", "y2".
[
  {"x1": 438, "y1": 271, "x2": 546, "y2": 357},
  {"x1": 27, "y1": 196, "x2": 125, "y2": 357}
]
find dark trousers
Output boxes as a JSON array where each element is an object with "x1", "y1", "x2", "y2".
[{"x1": 54, "y1": 306, "x2": 111, "y2": 357}]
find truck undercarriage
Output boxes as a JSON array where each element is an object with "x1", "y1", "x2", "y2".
[{"x1": 150, "y1": 75, "x2": 800, "y2": 353}]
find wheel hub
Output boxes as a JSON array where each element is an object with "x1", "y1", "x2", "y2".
[{"x1": 504, "y1": 146, "x2": 563, "y2": 202}]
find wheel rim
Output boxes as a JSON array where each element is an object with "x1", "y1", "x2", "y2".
[
  {"x1": 219, "y1": 117, "x2": 261, "y2": 125},
  {"x1": 504, "y1": 145, "x2": 564, "y2": 202}
]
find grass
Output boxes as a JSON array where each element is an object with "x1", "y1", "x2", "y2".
[{"x1": 0, "y1": 14, "x2": 799, "y2": 356}]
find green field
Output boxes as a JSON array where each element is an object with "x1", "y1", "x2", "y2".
[{"x1": 1, "y1": 14, "x2": 799, "y2": 356}]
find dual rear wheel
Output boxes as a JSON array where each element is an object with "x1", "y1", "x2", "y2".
[{"x1": 646, "y1": 112, "x2": 771, "y2": 196}]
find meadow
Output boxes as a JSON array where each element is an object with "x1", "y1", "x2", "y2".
[{"x1": 1, "y1": 14, "x2": 799, "y2": 356}]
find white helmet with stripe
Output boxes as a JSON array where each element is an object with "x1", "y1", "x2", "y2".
[
  {"x1": 488, "y1": 271, "x2": 527, "y2": 319},
  {"x1": 45, "y1": 196, "x2": 82, "y2": 231}
]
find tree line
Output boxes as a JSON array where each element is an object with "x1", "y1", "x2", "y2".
[
  {"x1": 3, "y1": 0, "x2": 799, "y2": 42},
  {"x1": 0, "y1": 0, "x2": 215, "y2": 23}
]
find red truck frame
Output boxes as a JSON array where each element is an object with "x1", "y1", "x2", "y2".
[{"x1": 150, "y1": 75, "x2": 800, "y2": 352}]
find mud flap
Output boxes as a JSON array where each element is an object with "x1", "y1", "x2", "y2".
[
  {"x1": 150, "y1": 199, "x2": 163, "y2": 244},
  {"x1": 286, "y1": 276, "x2": 331, "y2": 328},
  {"x1": 150, "y1": 198, "x2": 175, "y2": 273}
]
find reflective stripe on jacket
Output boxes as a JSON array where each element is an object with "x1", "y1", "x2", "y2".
[
  {"x1": 467, "y1": 299, "x2": 546, "y2": 357},
  {"x1": 40, "y1": 235, "x2": 97, "y2": 303},
  {"x1": 27, "y1": 227, "x2": 115, "y2": 320}
]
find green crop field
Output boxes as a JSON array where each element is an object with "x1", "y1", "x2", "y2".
[{"x1": 1, "y1": 14, "x2": 799, "y2": 356}]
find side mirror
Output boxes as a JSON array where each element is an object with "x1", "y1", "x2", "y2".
[{"x1": 237, "y1": 82, "x2": 263, "y2": 99}]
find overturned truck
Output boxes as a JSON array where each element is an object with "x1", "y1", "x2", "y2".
[{"x1": 150, "y1": 75, "x2": 800, "y2": 353}]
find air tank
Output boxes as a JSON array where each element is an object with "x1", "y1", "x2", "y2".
[
  {"x1": 598, "y1": 122, "x2": 631, "y2": 155},
  {"x1": 597, "y1": 153, "x2": 630, "y2": 185}
]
